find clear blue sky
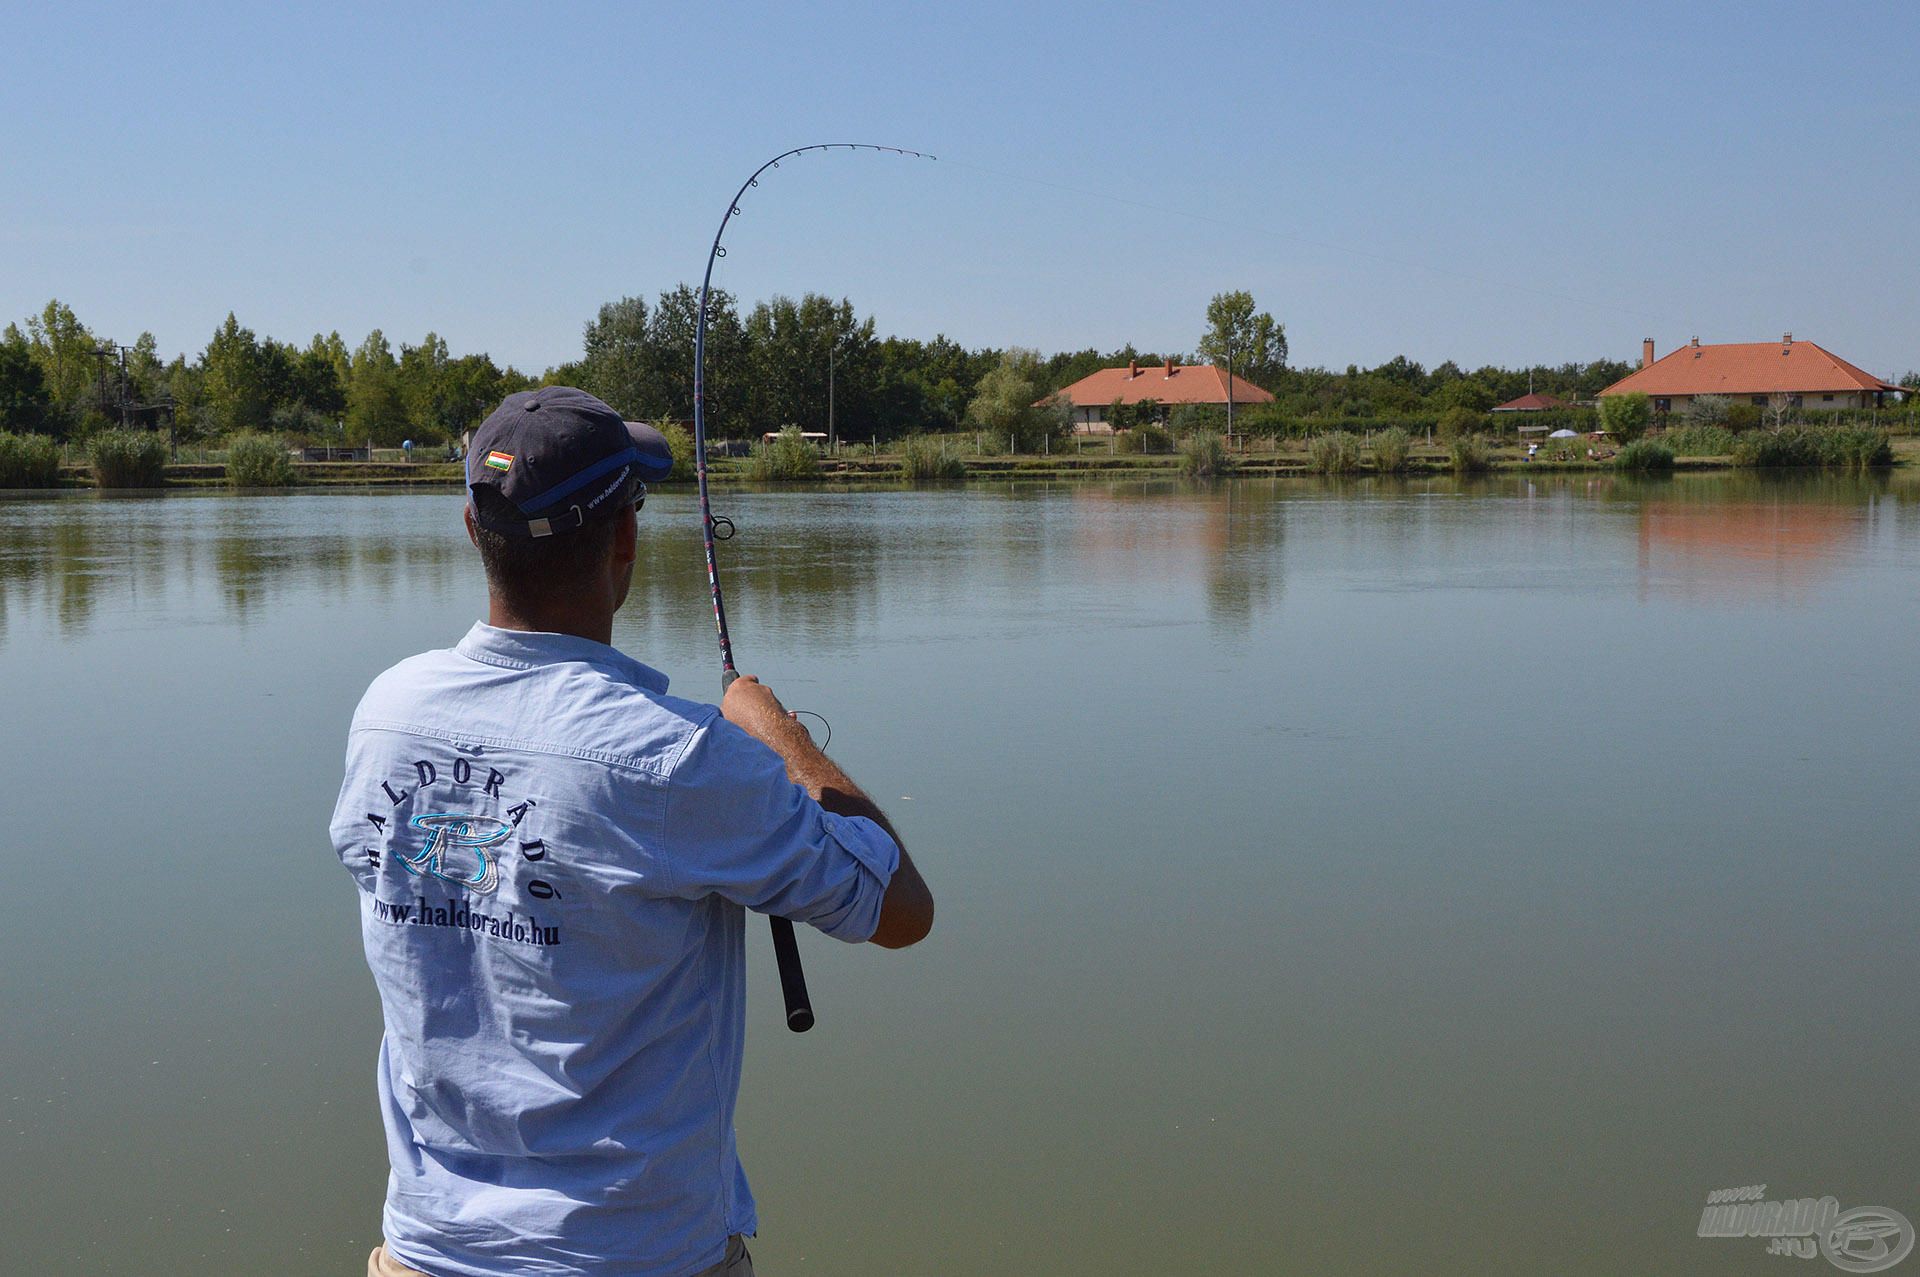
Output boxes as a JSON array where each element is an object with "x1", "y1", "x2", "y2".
[{"x1": 3, "y1": 1, "x2": 1915, "y2": 377}]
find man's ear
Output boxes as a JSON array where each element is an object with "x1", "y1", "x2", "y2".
[
  {"x1": 612, "y1": 504, "x2": 638, "y2": 565},
  {"x1": 464, "y1": 502, "x2": 481, "y2": 549}
]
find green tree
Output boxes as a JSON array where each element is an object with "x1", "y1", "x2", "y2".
[
  {"x1": 1598, "y1": 392, "x2": 1651, "y2": 443},
  {"x1": 1433, "y1": 377, "x2": 1496, "y2": 414},
  {"x1": 966, "y1": 348, "x2": 1071, "y2": 452},
  {"x1": 23, "y1": 300, "x2": 99, "y2": 432},
  {"x1": 0, "y1": 331, "x2": 53, "y2": 433},
  {"x1": 651, "y1": 285, "x2": 749, "y2": 434},
  {"x1": 1197, "y1": 290, "x2": 1287, "y2": 387},
  {"x1": 347, "y1": 330, "x2": 408, "y2": 445},
  {"x1": 127, "y1": 332, "x2": 166, "y2": 405},
  {"x1": 201, "y1": 313, "x2": 270, "y2": 433},
  {"x1": 290, "y1": 334, "x2": 349, "y2": 419},
  {"x1": 162, "y1": 355, "x2": 208, "y2": 439},
  {"x1": 745, "y1": 293, "x2": 876, "y2": 438},
  {"x1": 579, "y1": 296, "x2": 653, "y2": 417},
  {"x1": 1436, "y1": 405, "x2": 1486, "y2": 440},
  {"x1": 398, "y1": 332, "x2": 464, "y2": 438}
]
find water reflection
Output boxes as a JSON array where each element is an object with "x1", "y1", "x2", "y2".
[
  {"x1": 1065, "y1": 481, "x2": 1286, "y2": 629},
  {"x1": 12, "y1": 475, "x2": 1920, "y2": 650},
  {"x1": 1624, "y1": 473, "x2": 1911, "y2": 601},
  {"x1": 0, "y1": 492, "x2": 470, "y2": 642}
]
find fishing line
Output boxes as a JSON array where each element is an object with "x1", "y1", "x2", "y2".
[
  {"x1": 936, "y1": 155, "x2": 1663, "y2": 325},
  {"x1": 691, "y1": 143, "x2": 933, "y2": 1034}
]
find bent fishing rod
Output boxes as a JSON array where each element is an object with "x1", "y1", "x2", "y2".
[{"x1": 691, "y1": 144, "x2": 934, "y2": 1034}]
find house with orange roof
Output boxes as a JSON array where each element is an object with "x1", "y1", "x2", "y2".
[
  {"x1": 1598, "y1": 335, "x2": 1902, "y2": 415},
  {"x1": 1490, "y1": 391, "x2": 1571, "y2": 413},
  {"x1": 1047, "y1": 359, "x2": 1275, "y2": 433}
]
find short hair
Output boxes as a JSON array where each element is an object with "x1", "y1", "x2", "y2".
[{"x1": 470, "y1": 486, "x2": 621, "y2": 613}]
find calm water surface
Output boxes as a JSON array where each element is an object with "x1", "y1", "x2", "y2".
[{"x1": 3, "y1": 475, "x2": 1917, "y2": 1275}]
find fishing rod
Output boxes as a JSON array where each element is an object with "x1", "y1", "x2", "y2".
[{"x1": 691, "y1": 143, "x2": 934, "y2": 1034}]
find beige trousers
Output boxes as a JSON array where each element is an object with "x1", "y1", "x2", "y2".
[{"x1": 368, "y1": 1234, "x2": 754, "y2": 1276}]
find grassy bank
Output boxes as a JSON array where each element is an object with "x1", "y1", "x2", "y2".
[{"x1": 30, "y1": 430, "x2": 1920, "y2": 489}]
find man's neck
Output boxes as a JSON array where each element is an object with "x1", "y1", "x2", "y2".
[{"x1": 486, "y1": 597, "x2": 614, "y2": 647}]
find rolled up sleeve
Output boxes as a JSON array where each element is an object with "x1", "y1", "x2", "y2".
[{"x1": 661, "y1": 714, "x2": 899, "y2": 942}]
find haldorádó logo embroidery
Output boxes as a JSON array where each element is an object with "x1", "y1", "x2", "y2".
[{"x1": 403, "y1": 813, "x2": 510, "y2": 894}]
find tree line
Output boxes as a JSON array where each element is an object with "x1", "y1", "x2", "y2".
[{"x1": 2, "y1": 288, "x2": 1785, "y2": 449}]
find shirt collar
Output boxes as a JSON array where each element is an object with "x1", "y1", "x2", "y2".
[{"x1": 454, "y1": 621, "x2": 671, "y2": 695}]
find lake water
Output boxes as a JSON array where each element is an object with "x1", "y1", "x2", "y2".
[{"x1": 3, "y1": 475, "x2": 1917, "y2": 1275}]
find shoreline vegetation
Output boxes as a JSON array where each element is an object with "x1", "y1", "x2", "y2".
[
  {"x1": 7, "y1": 425, "x2": 1917, "y2": 491},
  {"x1": 7, "y1": 294, "x2": 1915, "y2": 492}
]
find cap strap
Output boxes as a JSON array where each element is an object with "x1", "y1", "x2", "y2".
[{"x1": 520, "y1": 447, "x2": 642, "y2": 515}]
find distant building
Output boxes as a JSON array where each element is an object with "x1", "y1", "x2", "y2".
[
  {"x1": 1046, "y1": 359, "x2": 1275, "y2": 433},
  {"x1": 1599, "y1": 336, "x2": 1902, "y2": 414},
  {"x1": 1490, "y1": 391, "x2": 1570, "y2": 413}
]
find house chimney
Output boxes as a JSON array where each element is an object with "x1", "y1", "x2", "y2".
[
  {"x1": 1164, "y1": 358, "x2": 1174, "y2": 378},
  {"x1": 1690, "y1": 336, "x2": 1699, "y2": 347},
  {"x1": 1782, "y1": 332, "x2": 1793, "y2": 347},
  {"x1": 1642, "y1": 338, "x2": 1655, "y2": 369},
  {"x1": 1129, "y1": 359, "x2": 1139, "y2": 378}
]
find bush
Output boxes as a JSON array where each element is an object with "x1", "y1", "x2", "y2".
[
  {"x1": 1823, "y1": 426, "x2": 1893, "y2": 472},
  {"x1": 1307, "y1": 430, "x2": 1362, "y2": 475},
  {"x1": 1658, "y1": 425, "x2": 1735, "y2": 456},
  {"x1": 225, "y1": 433, "x2": 295, "y2": 487},
  {"x1": 658, "y1": 421, "x2": 696, "y2": 481},
  {"x1": 1115, "y1": 423, "x2": 1174, "y2": 454},
  {"x1": 1683, "y1": 394, "x2": 1730, "y2": 426},
  {"x1": 1729, "y1": 426, "x2": 1890, "y2": 470},
  {"x1": 899, "y1": 435, "x2": 966, "y2": 485},
  {"x1": 1168, "y1": 403, "x2": 1226, "y2": 435},
  {"x1": 1232, "y1": 401, "x2": 1294, "y2": 438},
  {"x1": 1437, "y1": 405, "x2": 1486, "y2": 440},
  {"x1": 1447, "y1": 433, "x2": 1493, "y2": 474},
  {"x1": 1177, "y1": 431, "x2": 1234, "y2": 478},
  {"x1": 1732, "y1": 427, "x2": 1822, "y2": 468},
  {"x1": 1724, "y1": 403, "x2": 1762, "y2": 432},
  {"x1": 0, "y1": 430, "x2": 62, "y2": 488},
  {"x1": 270, "y1": 401, "x2": 333, "y2": 440},
  {"x1": 747, "y1": 426, "x2": 819, "y2": 481},
  {"x1": 1370, "y1": 427, "x2": 1411, "y2": 473},
  {"x1": 1598, "y1": 392, "x2": 1651, "y2": 443},
  {"x1": 89, "y1": 429, "x2": 168, "y2": 488},
  {"x1": 1614, "y1": 439, "x2": 1674, "y2": 472}
]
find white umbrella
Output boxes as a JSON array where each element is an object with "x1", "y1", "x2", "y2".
[{"x1": 1548, "y1": 428, "x2": 1579, "y2": 438}]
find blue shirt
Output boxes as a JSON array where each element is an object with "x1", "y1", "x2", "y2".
[{"x1": 329, "y1": 623, "x2": 899, "y2": 1276}]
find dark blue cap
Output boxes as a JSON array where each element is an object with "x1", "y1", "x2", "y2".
[{"x1": 467, "y1": 387, "x2": 673, "y2": 538}]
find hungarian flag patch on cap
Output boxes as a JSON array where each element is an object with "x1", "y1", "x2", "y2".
[{"x1": 484, "y1": 450, "x2": 513, "y2": 472}]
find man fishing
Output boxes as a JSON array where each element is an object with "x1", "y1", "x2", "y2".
[{"x1": 330, "y1": 386, "x2": 934, "y2": 1277}]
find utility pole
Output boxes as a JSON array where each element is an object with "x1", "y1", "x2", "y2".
[
  {"x1": 93, "y1": 342, "x2": 134, "y2": 428},
  {"x1": 1225, "y1": 335, "x2": 1236, "y2": 445},
  {"x1": 828, "y1": 344, "x2": 836, "y2": 454}
]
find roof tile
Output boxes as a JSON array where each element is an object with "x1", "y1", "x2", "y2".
[{"x1": 1601, "y1": 340, "x2": 1898, "y2": 397}]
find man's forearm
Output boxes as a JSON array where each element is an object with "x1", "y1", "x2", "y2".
[
  {"x1": 721, "y1": 675, "x2": 932, "y2": 946},
  {"x1": 757, "y1": 717, "x2": 904, "y2": 849}
]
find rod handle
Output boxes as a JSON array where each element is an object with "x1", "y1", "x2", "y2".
[
  {"x1": 770, "y1": 916, "x2": 815, "y2": 1032},
  {"x1": 722, "y1": 667, "x2": 813, "y2": 1032}
]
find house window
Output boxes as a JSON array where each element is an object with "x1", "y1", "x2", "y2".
[
  {"x1": 1822, "y1": 394, "x2": 1834, "y2": 402},
  {"x1": 1751, "y1": 395, "x2": 1768, "y2": 406},
  {"x1": 1654, "y1": 398, "x2": 1671, "y2": 413},
  {"x1": 1789, "y1": 395, "x2": 1803, "y2": 408}
]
